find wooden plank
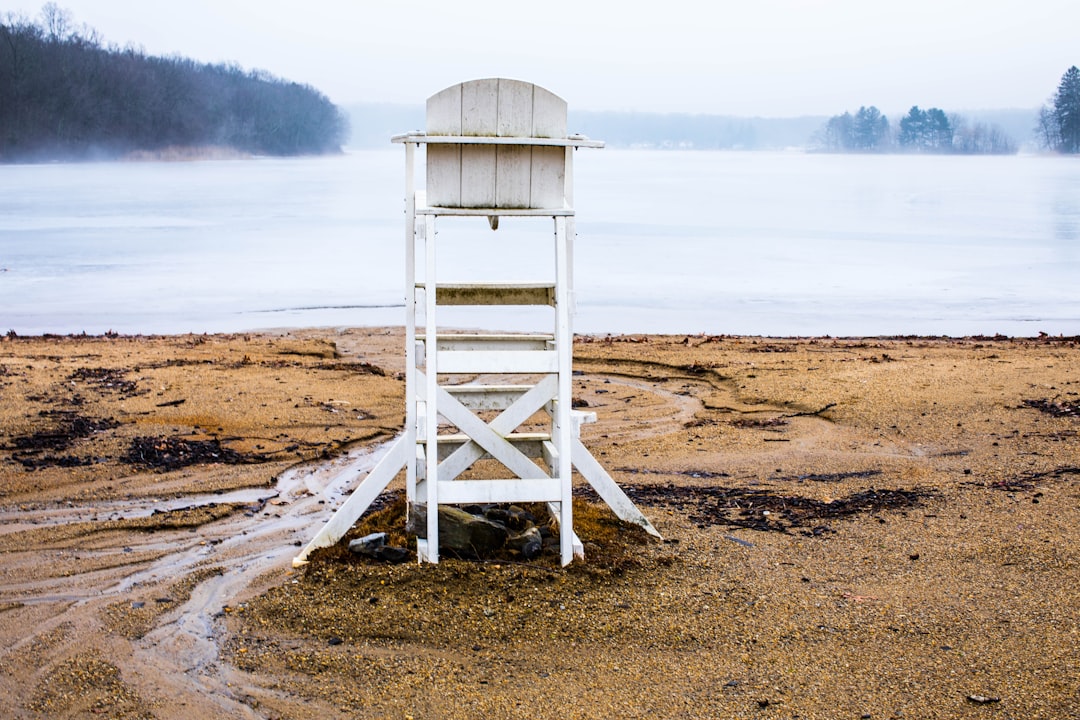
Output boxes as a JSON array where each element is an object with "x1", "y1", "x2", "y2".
[
  {"x1": 445, "y1": 385, "x2": 533, "y2": 411},
  {"x1": 459, "y1": 145, "x2": 497, "y2": 207},
  {"x1": 424, "y1": 283, "x2": 555, "y2": 306},
  {"x1": 532, "y1": 85, "x2": 568, "y2": 138},
  {"x1": 530, "y1": 146, "x2": 566, "y2": 208},
  {"x1": 436, "y1": 478, "x2": 562, "y2": 504},
  {"x1": 416, "y1": 399, "x2": 427, "y2": 437},
  {"x1": 461, "y1": 78, "x2": 499, "y2": 136},
  {"x1": 436, "y1": 350, "x2": 559, "y2": 374},
  {"x1": 406, "y1": 135, "x2": 604, "y2": 148},
  {"x1": 426, "y1": 84, "x2": 462, "y2": 135},
  {"x1": 424, "y1": 213, "x2": 440, "y2": 563},
  {"x1": 554, "y1": 215, "x2": 575, "y2": 566},
  {"x1": 429, "y1": 334, "x2": 553, "y2": 351},
  {"x1": 495, "y1": 145, "x2": 532, "y2": 208},
  {"x1": 417, "y1": 206, "x2": 574, "y2": 217},
  {"x1": 404, "y1": 140, "x2": 418, "y2": 506},
  {"x1": 543, "y1": 441, "x2": 585, "y2": 560},
  {"x1": 426, "y1": 145, "x2": 461, "y2": 208},
  {"x1": 415, "y1": 538, "x2": 432, "y2": 563},
  {"x1": 497, "y1": 79, "x2": 534, "y2": 137},
  {"x1": 420, "y1": 434, "x2": 547, "y2": 461}
]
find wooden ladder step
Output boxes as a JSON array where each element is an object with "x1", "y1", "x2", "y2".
[
  {"x1": 416, "y1": 334, "x2": 558, "y2": 373},
  {"x1": 444, "y1": 384, "x2": 535, "y2": 411},
  {"x1": 437, "y1": 350, "x2": 558, "y2": 374},
  {"x1": 419, "y1": 478, "x2": 564, "y2": 504},
  {"x1": 416, "y1": 282, "x2": 555, "y2": 306},
  {"x1": 419, "y1": 431, "x2": 550, "y2": 460},
  {"x1": 419, "y1": 333, "x2": 553, "y2": 352}
]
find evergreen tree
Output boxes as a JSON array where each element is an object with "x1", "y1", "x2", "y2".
[
  {"x1": 852, "y1": 106, "x2": 889, "y2": 150},
  {"x1": 815, "y1": 106, "x2": 889, "y2": 152},
  {"x1": 899, "y1": 106, "x2": 927, "y2": 149},
  {"x1": 1053, "y1": 65, "x2": 1080, "y2": 153},
  {"x1": 925, "y1": 108, "x2": 953, "y2": 150},
  {"x1": 899, "y1": 106, "x2": 952, "y2": 152}
]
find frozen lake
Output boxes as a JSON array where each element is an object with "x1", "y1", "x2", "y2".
[{"x1": 1, "y1": 149, "x2": 1078, "y2": 337}]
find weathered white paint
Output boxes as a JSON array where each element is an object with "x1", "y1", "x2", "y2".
[
  {"x1": 398, "y1": 78, "x2": 592, "y2": 210},
  {"x1": 436, "y1": 349, "x2": 559, "y2": 375},
  {"x1": 434, "y1": 478, "x2": 562, "y2": 505}
]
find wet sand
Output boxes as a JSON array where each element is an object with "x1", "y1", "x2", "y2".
[{"x1": 0, "y1": 329, "x2": 1078, "y2": 719}]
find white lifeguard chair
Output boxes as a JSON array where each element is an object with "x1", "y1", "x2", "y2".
[{"x1": 294, "y1": 79, "x2": 658, "y2": 567}]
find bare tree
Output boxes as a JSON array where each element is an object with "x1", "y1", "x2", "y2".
[{"x1": 39, "y1": 2, "x2": 71, "y2": 42}]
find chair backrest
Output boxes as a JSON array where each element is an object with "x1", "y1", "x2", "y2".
[{"x1": 425, "y1": 79, "x2": 569, "y2": 210}]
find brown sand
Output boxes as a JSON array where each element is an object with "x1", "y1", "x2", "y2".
[{"x1": 0, "y1": 329, "x2": 1077, "y2": 719}]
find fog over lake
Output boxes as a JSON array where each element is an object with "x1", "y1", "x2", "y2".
[{"x1": 2, "y1": 150, "x2": 1078, "y2": 337}]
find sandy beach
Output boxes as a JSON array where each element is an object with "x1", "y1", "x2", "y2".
[{"x1": 0, "y1": 328, "x2": 1077, "y2": 719}]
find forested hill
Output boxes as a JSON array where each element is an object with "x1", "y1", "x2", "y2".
[{"x1": 0, "y1": 13, "x2": 349, "y2": 162}]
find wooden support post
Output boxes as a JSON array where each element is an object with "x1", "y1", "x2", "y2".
[{"x1": 423, "y1": 212, "x2": 439, "y2": 564}]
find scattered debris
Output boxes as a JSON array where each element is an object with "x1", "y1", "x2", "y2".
[
  {"x1": 13, "y1": 454, "x2": 94, "y2": 470},
  {"x1": 68, "y1": 367, "x2": 139, "y2": 396},
  {"x1": 123, "y1": 436, "x2": 260, "y2": 470},
  {"x1": 615, "y1": 467, "x2": 731, "y2": 480},
  {"x1": 980, "y1": 466, "x2": 1080, "y2": 492},
  {"x1": 589, "y1": 482, "x2": 931, "y2": 535},
  {"x1": 784, "y1": 470, "x2": 883, "y2": 483},
  {"x1": 315, "y1": 361, "x2": 387, "y2": 376},
  {"x1": 1022, "y1": 398, "x2": 1079, "y2": 418},
  {"x1": 730, "y1": 417, "x2": 789, "y2": 429},
  {"x1": 10, "y1": 411, "x2": 118, "y2": 452},
  {"x1": 785, "y1": 403, "x2": 837, "y2": 418}
]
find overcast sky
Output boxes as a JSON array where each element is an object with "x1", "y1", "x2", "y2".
[{"x1": 8, "y1": 0, "x2": 1079, "y2": 116}]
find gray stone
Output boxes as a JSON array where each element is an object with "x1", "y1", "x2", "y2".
[
  {"x1": 409, "y1": 504, "x2": 510, "y2": 557},
  {"x1": 348, "y1": 532, "x2": 388, "y2": 556},
  {"x1": 506, "y1": 526, "x2": 542, "y2": 559},
  {"x1": 347, "y1": 532, "x2": 410, "y2": 563}
]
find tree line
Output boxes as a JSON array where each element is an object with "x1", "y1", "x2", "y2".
[
  {"x1": 814, "y1": 105, "x2": 1017, "y2": 154},
  {"x1": 814, "y1": 66, "x2": 1080, "y2": 155},
  {"x1": 0, "y1": 4, "x2": 349, "y2": 161}
]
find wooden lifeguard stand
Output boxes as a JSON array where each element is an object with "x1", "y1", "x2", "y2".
[{"x1": 294, "y1": 78, "x2": 658, "y2": 568}]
